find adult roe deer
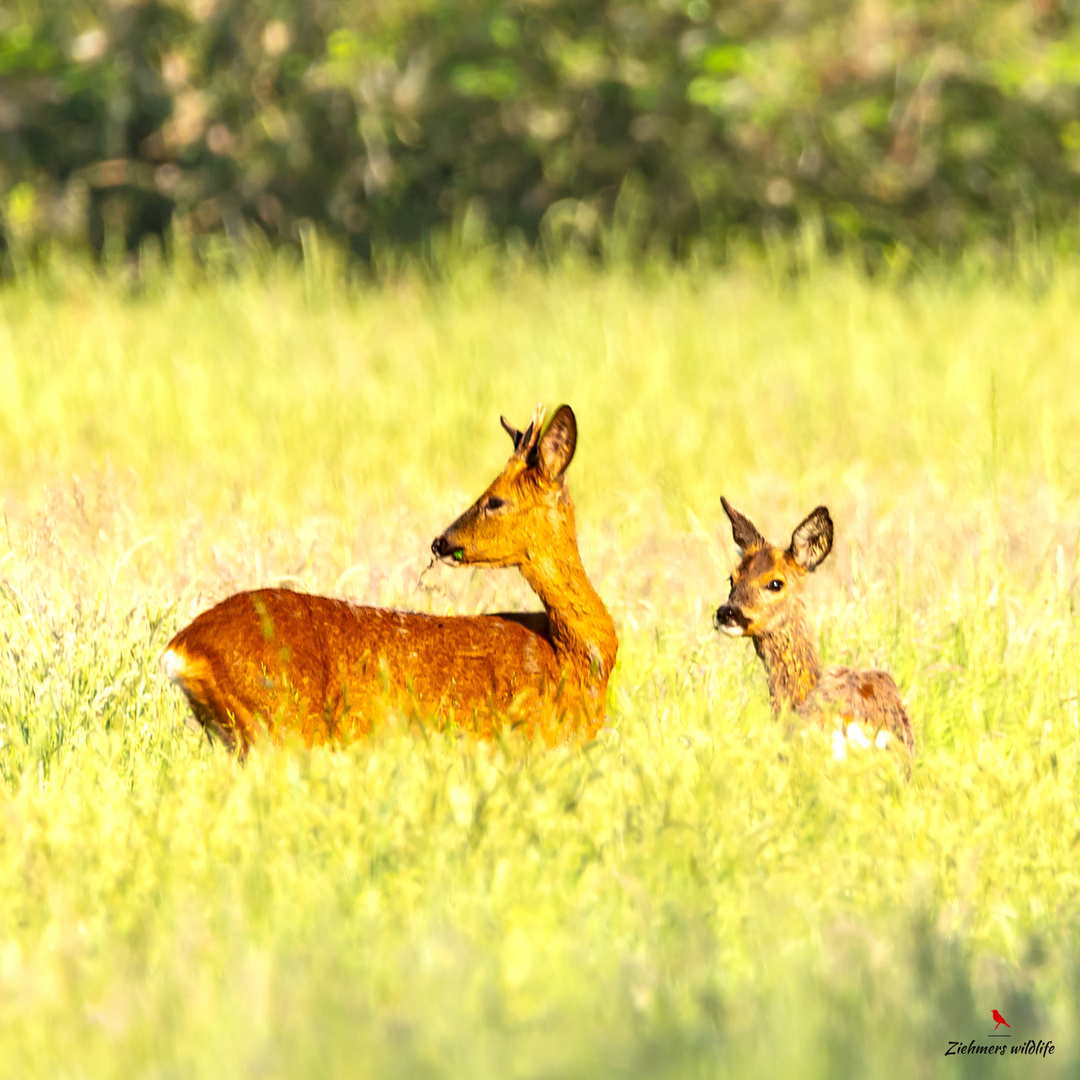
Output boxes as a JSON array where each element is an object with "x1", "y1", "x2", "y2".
[
  {"x1": 162, "y1": 404, "x2": 618, "y2": 756},
  {"x1": 712, "y1": 497, "x2": 914, "y2": 756}
]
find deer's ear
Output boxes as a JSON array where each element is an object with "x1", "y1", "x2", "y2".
[
  {"x1": 721, "y1": 497, "x2": 766, "y2": 554},
  {"x1": 537, "y1": 405, "x2": 577, "y2": 481},
  {"x1": 789, "y1": 506, "x2": 833, "y2": 571}
]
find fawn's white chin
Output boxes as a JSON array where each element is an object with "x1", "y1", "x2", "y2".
[{"x1": 718, "y1": 623, "x2": 746, "y2": 638}]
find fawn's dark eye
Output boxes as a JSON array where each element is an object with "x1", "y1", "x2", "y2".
[
  {"x1": 767, "y1": 579, "x2": 784, "y2": 592},
  {"x1": 485, "y1": 496, "x2": 506, "y2": 511}
]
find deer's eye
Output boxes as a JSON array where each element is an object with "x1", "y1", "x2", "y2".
[
  {"x1": 767, "y1": 579, "x2": 784, "y2": 592},
  {"x1": 484, "y1": 496, "x2": 506, "y2": 512}
]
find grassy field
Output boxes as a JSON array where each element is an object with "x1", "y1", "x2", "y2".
[{"x1": 0, "y1": 246, "x2": 1077, "y2": 1078}]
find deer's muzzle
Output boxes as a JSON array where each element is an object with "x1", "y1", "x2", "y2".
[
  {"x1": 714, "y1": 604, "x2": 750, "y2": 637},
  {"x1": 431, "y1": 534, "x2": 465, "y2": 564}
]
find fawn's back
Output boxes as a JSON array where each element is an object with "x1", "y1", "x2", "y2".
[{"x1": 163, "y1": 404, "x2": 617, "y2": 755}]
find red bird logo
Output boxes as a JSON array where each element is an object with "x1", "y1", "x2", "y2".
[{"x1": 992, "y1": 1010, "x2": 1010, "y2": 1031}]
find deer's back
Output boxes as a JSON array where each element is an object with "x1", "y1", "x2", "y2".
[
  {"x1": 800, "y1": 665, "x2": 914, "y2": 752},
  {"x1": 165, "y1": 588, "x2": 576, "y2": 749}
]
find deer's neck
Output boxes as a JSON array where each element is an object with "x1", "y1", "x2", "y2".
[
  {"x1": 753, "y1": 601, "x2": 823, "y2": 713},
  {"x1": 520, "y1": 546, "x2": 618, "y2": 697}
]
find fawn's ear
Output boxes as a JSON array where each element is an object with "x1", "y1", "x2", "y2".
[
  {"x1": 721, "y1": 497, "x2": 766, "y2": 554},
  {"x1": 789, "y1": 506, "x2": 833, "y2": 571},
  {"x1": 537, "y1": 405, "x2": 577, "y2": 481}
]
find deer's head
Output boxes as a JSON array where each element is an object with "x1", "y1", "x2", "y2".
[
  {"x1": 713, "y1": 498, "x2": 834, "y2": 639},
  {"x1": 431, "y1": 404, "x2": 578, "y2": 570}
]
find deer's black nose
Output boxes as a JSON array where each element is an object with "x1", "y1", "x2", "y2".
[
  {"x1": 714, "y1": 604, "x2": 746, "y2": 631},
  {"x1": 431, "y1": 535, "x2": 452, "y2": 558}
]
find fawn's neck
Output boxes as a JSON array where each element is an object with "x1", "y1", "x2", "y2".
[
  {"x1": 520, "y1": 545, "x2": 618, "y2": 694},
  {"x1": 753, "y1": 600, "x2": 823, "y2": 713}
]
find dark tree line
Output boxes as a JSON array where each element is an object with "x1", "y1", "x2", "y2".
[{"x1": 3, "y1": 0, "x2": 1080, "y2": 265}]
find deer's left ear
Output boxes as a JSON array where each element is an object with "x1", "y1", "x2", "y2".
[
  {"x1": 537, "y1": 405, "x2": 577, "y2": 481},
  {"x1": 721, "y1": 497, "x2": 766, "y2": 554},
  {"x1": 789, "y1": 506, "x2": 833, "y2": 572}
]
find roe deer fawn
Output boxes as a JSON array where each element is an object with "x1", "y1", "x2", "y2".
[
  {"x1": 712, "y1": 498, "x2": 914, "y2": 755},
  {"x1": 162, "y1": 404, "x2": 618, "y2": 756}
]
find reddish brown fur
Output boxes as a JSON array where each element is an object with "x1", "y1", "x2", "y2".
[
  {"x1": 163, "y1": 405, "x2": 618, "y2": 756},
  {"x1": 713, "y1": 498, "x2": 914, "y2": 755}
]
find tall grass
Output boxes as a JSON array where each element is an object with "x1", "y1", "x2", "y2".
[{"x1": 0, "y1": 248, "x2": 1077, "y2": 1077}]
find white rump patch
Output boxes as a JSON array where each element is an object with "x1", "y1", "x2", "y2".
[
  {"x1": 160, "y1": 647, "x2": 188, "y2": 685},
  {"x1": 831, "y1": 729, "x2": 848, "y2": 761},
  {"x1": 845, "y1": 722, "x2": 872, "y2": 750},
  {"x1": 831, "y1": 722, "x2": 894, "y2": 760}
]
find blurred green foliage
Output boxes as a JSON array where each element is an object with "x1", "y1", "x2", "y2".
[{"x1": 4, "y1": 0, "x2": 1080, "y2": 263}]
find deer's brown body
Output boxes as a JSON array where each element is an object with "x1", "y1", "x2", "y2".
[
  {"x1": 713, "y1": 498, "x2": 914, "y2": 755},
  {"x1": 163, "y1": 405, "x2": 617, "y2": 755}
]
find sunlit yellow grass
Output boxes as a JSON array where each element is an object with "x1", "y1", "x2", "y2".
[{"x1": 0, "y1": 248, "x2": 1077, "y2": 1076}]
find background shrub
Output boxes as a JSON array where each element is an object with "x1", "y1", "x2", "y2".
[{"x1": 4, "y1": 0, "x2": 1080, "y2": 263}]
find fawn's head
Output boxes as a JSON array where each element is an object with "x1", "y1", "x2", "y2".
[
  {"x1": 431, "y1": 404, "x2": 578, "y2": 570},
  {"x1": 713, "y1": 498, "x2": 834, "y2": 639}
]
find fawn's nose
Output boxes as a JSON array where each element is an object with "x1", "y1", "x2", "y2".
[{"x1": 713, "y1": 604, "x2": 746, "y2": 632}]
